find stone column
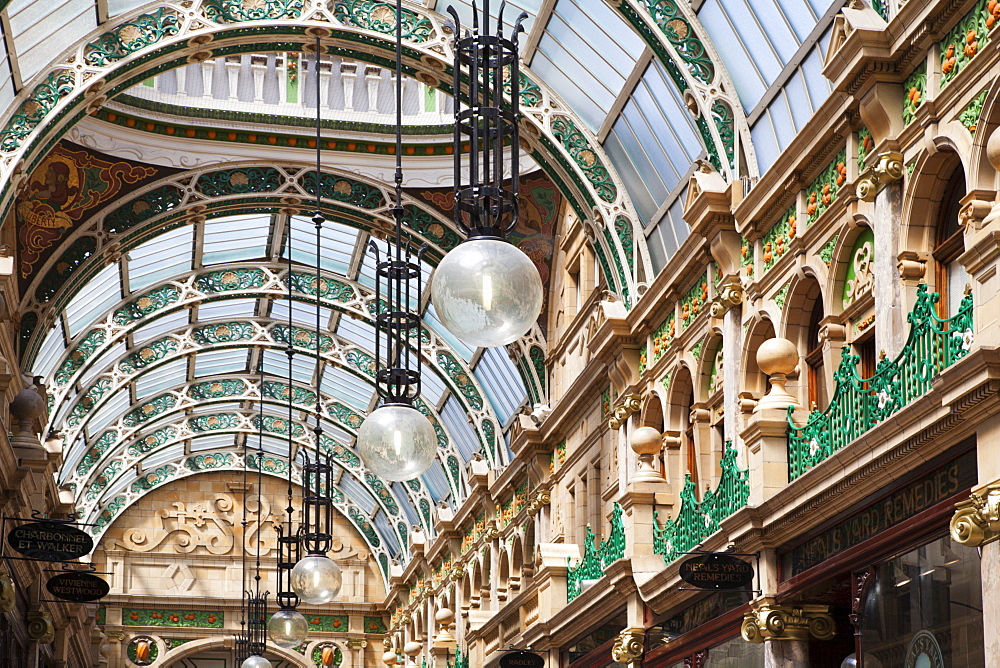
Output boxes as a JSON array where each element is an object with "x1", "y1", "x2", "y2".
[
  {"x1": 741, "y1": 598, "x2": 835, "y2": 667},
  {"x1": 867, "y1": 153, "x2": 906, "y2": 354},
  {"x1": 960, "y1": 129, "x2": 1000, "y2": 349}
]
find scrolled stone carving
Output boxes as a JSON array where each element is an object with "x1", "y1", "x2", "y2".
[
  {"x1": 610, "y1": 628, "x2": 645, "y2": 662},
  {"x1": 709, "y1": 283, "x2": 744, "y2": 317},
  {"x1": 855, "y1": 173, "x2": 880, "y2": 202},
  {"x1": 527, "y1": 489, "x2": 551, "y2": 515},
  {"x1": 855, "y1": 151, "x2": 903, "y2": 201},
  {"x1": 951, "y1": 481, "x2": 1000, "y2": 547},
  {"x1": 608, "y1": 394, "x2": 643, "y2": 430},
  {"x1": 27, "y1": 611, "x2": 55, "y2": 644},
  {"x1": 741, "y1": 599, "x2": 835, "y2": 643}
]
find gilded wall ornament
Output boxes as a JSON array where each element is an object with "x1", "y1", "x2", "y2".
[
  {"x1": 951, "y1": 480, "x2": 1000, "y2": 546},
  {"x1": 741, "y1": 599, "x2": 835, "y2": 643},
  {"x1": 610, "y1": 628, "x2": 645, "y2": 663},
  {"x1": 608, "y1": 394, "x2": 643, "y2": 430}
]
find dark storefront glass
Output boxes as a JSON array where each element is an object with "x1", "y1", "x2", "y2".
[{"x1": 860, "y1": 534, "x2": 984, "y2": 667}]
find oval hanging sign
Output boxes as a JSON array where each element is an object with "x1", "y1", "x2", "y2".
[
  {"x1": 46, "y1": 572, "x2": 109, "y2": 602},
  {"x1": 678, "y1": 552, "x2": 754, "y2": 590},
  {"x1": 7, "y1": 522, "x2": 94, "y2": 561},
  {"x1": 499, "y1": 651, "x2": 545, "y2": 668}
]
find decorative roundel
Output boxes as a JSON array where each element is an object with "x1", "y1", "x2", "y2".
[
  {"x1": 312, "y1": 642, "x2": 344, "y2": 667},
  {"x1": 905, "y1": 629, "x2": 943, "y2": 668},
  {"x1": 127, "y1": 635, "x2": 158, "y2": 666}
]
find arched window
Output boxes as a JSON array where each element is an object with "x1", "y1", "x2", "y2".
[
  {"x1": 805, "y1": 299, "x2": 827, "y2": 410},
  {"x1": 934, "y1": 168, "x2": 970, "y2": 317}
]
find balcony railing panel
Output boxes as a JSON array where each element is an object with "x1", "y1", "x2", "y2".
[
  {"x1": 566, "y1": 503, "x2": 625, "y2": 602},
  {"x1": 787, "y1": 284, "x2": 973, "y2": 480}
]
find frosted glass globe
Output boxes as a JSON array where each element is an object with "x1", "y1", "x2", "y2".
[
  {"x1": 241, "y1": 657, "x2": 272, "y2": 668},
  {"x1": 267, "y1": 609, "x2": 309, "y2": 648},
  {"x1": 290, "y1": 555, "x2": 342, "y2": 605},
  {"x1": 431, "y1": 238, "x2": 544, "y2": 348},
  {"x1": 357, "y1": 405, "x2": 437, "y2": 481}
]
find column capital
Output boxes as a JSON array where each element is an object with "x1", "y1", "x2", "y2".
[
  {"x1": 610, "y1": 627, "x2": 645, "y2": 663},
  {"x1": 741, "y1": 598, "x2": 835, "y2": 643},
  {"x1": 951, "y1": 479, "x2": 1000, "y2": 547}
]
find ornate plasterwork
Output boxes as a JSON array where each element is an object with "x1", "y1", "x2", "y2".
[
  {"x1": 0, "y1": 0, "x2": 645, "y2": 306},
  {"x1": 951, "y1": 480, "x2": 1000, "y2": 547},
  {"x1": 741, "y1": 599, "x2": 836, "y2": 643}
]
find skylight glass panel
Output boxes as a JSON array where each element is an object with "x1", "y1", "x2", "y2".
[
  {"x1": 197, "y1": 297, "x2": 258, "y2": 321},
  {"x1": 81, "y1": 343, "x2": 126, "y2": 389},
  {"x1": 33, "y1": 321, "x2": 66, "y2": 380},
  {"x1": 104, "y1": 470, "x2": 135, "y2": 502},
  {"x1": 339, "y1": 476, "x2": 378, "y2": 514},
  {"x1": 418, "y1": 362, "x2": 447, "y2": 406},
  {"x1": 88, "y1": 389, "x2": 131, "y2": 435},
  {"x1": 202, "y1": 214, "x2": 271, "y2": 266},
  {"x1": 189, "y1": 401, "x2": 244, "y2": 414},
  {"x1": 135, "y1": 359, "x2": 188, "y2": 400},
  {"x1": 421, "y1": 459, "x2": 451, "y2": 503},
  {"x1": 530, "y1": 0, "x2": 644, "y2": 131},
  {"x1": 270, "y1": 299, "x2": 333, "y2": 329},
  {"x1": 318, "y1": 418, "x2": 354, "y2": 444},
  {"x1": 127, "y1": 226, "x2": 194, "y2": 293},
  {"x1": 603, "y1": 61, "x2": 701, "y2": 225},
  {"x1": 8, "y1": 0, "x2": 96, "y2": 82},
  {"x1": 801, "y1": 32, "x2": 833, "y2": 112},
  {"x1": 140, "y1": 443, "x2": 184, "y2": 469},
  {"x1": 64, "y1": 263, "x2": 122, "y2": 337},
  {"x1": 393, "y1": 482, "x2": 420, "y2": 525},
  {"x1": 473, "y1": 347, "x2": 527, "y2": 425},
  {"x1": 262, "y1": 349, "x2": 315, "y2": 384},
  {"x1": 189, "y1": 433, "x2": 237, "y2": 452},
  {"x1": 336, "y1": 316, "x2": 377, "y2": 353},
  {"x1": 0, "y1": 27, "x2": 14, "y2": 113},
  {"x1": 424, "y1": 304, "x2": 474, "y2": 362},
  {"x1": 53, "y1": 388, "x2": 78, "y2": 433},
  {"x1": 373, "y1": 510, "x2": 401, "y2": 556},
  {"x1": 133, "y1": 310, "x2": 191, "y2": 345},
  {"x1": 750, "y1": 116, "x2": 780, "y2": 174},
  {"x1": 284, "y1": 217, "x2": 358, "y2": 275},
  {"x1": 109, "y1": 0, "x2": 154, "y2": 16},
  {"x1": 440, "y1": 397, "x2": 481, "y2": 462},
  {"x1": 195, "y1": 349, "x2": 249, "y2": 377},
  {"x1": 253, "y1": 435, "x2": 291, "y2": 456},
  {"x1": 320, "y1": 366, "x2": 372, "y2": 411}
]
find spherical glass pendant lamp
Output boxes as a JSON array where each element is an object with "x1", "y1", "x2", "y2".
[
  {"x1": 357, "y1": 404, "x2": 437, "y2": 481},
  {"x1": 290, "y1": 554, "x2": 342, "y2": 606},
  {"x1": 431, "y1": 238, "x2": 543, "y2": 348},
  {"x1": 267, "y1": 608, "x2": 309, "y2": 648},
  {"x1": 241, "y1": 656, "x2": 273, "y2": 668}
]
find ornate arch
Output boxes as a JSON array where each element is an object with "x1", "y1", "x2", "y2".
[{"x1": 0, "y1": 0, "x2": 646, "y2": 307}]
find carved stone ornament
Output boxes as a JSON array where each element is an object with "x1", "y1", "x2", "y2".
[
  {"x1": 608, "y1": 394, "x2": 643, "y2": 430},
  {"x1": 527, "y1": 489, "x2": 552, "y2": 515},
  {"x1": 709, "y1": 282, "x2": 744, "y2": 318},
  {"x1": 610, "y1": 627, "x2": 645, "y2": 663},
  {"x1": 950, "y1": 481, "x2": 1000, "y2": 547},
  {"x1": 741, "y1": 599, "x2": 836, "y2": 643},
  {"x1": 0, "y1": 565, "x2": 13, "y2": 613},
  {"x1": 27, "y1": 610, "x2": 55, "y2": 644},
  {"x1": 856, "y1": 151, "x2": 903, "y2": 201}
]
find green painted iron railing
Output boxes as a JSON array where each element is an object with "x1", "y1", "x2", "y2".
[
  {"x1": 788, "y1": 284, "x2": 973, "y2": 480},
  {"x1": 566, "y1": 503, "x2": 625, "y2": 601},
  {"x1": 653, "y1": 442, "x2": 750, "y2": 565}
]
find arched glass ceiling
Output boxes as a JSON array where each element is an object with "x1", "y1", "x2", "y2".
[{"x1": 27, "y1": 210, "x2": 529, "y2": 557}]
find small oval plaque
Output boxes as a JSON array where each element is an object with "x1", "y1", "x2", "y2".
[
  {"x1": 46, "y1": 572, "x2": 109, "y2": 602},
  {"x1": 7, "y1": 522, "x2": 94, "y2": 561},
  {"x1": 499, "y1": 651, "x2": 545, "y2": 668},
  {"x1": 678, "y1": 553, "x2": 754, "y2": 590}
]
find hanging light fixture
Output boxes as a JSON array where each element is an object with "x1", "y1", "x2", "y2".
[
  {"x1": 290, "y1": 38, "x2": 343, "y2": 606},
  {"x1": 430, "y1": 1, "x2": 542, "y2": 348},
  {"x1": 356, "y1": 0, "x2": 437, "y2": 482},
  {"x1": 268, "y1": 316, "x2": 308, "y2": 648},
  {"x1": 243, "y1": 369, "x2": 272, "y2": 668}
]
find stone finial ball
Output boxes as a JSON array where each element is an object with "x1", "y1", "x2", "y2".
[
  {"x1": 9, "y1": 388, "x2": 44, "y2": 421},
  {"x1": 756, "y1": 338, "x2": 798, "y2": 376},
  {"x1": 403, "y1": 642, "x2": 422, "y2": 657},
  {"x1": 988, "y1": 127, "x2": 1000, "y2": 171},
  {"x1": 630, "y1": 426, "x2": 663, "y2": 455},
  {"x1": 435, "y1": 608, "x2": 455, "y2": 625},
  {"x1": 382, "y1": 651, "x2": 399, "y2": 665}
]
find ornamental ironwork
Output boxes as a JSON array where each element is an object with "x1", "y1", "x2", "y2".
[
  {"x1": 788, "y1": 285, "x2": 974, "y2": 480},
  {"x1": 567, "y1": 504, "x2": 625, "y2": 601}
]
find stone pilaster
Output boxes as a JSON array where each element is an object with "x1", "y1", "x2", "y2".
[{"x1": 868, "y1": 157, "x2": 906, "y2": 355}]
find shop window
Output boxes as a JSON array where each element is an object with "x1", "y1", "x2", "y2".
[
  {"x1": 860, "y1": 534, "x2": 984, "y2": 667},
  {"x1": 933, "y1": 169, "x2": 970, "y2": 318}
]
